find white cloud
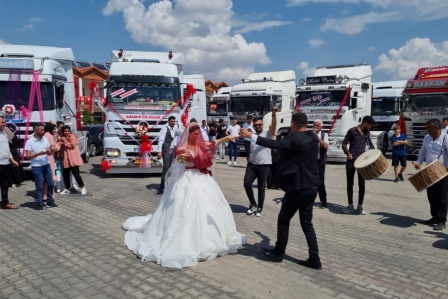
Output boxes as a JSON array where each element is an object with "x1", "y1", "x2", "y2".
[
  {"x1": 287, "y1": 0, "x2": 448, "y2": 34},
  {"x1": 103, "y1": 0, "x2": 271, "y2": 83},
  {"x1": 234, "y1": 21, "x2": 292, "y2": 34},
  {"x1": 29, "y1": 17, "x2": 44, "y2": 23},
  {"x1": 308, "y1": 38, "x2": 325, "y2": 48},
  {"x1": 0, "y1": 39, "x2": 8, "y2": 45},
  {"x1": 375, "y1": 37, "x2": 448, "y2": 80},
  {"x1": 296, "y1": 61, "x2": 315, "y2": 77}
]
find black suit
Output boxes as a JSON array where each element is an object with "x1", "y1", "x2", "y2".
[{"x1": 255, "y1": 130, "x2": 321, "y2": 263}]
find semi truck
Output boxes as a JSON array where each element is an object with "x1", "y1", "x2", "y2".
[
  {"x1": 295, "y1": 64, "x2": 372, "y2": 162},
  {"x1": 371, "y1": 80, "x2": 406, "y2": 154},
  {"x1": 184, "y1": 74, "x2": 207, "y2": 123},
  {"x1": 402, "y1": 66, "x2": 448, "y2": 155},
  {"x1": 228, "y1": 70, "x2": 296, "y2": 152},
  {"x1": 207, "y1": 87, "x2": 231, "y2": 123},
  {"x1": 103, "y1": 50, "x2": 203, "y2": 174},
  {"x1": 0, "y1": 44, "x2": 90, "y2": 170}
]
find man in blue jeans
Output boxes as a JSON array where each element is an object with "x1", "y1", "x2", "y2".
[
  {"x1": 25, "y1": 123, "x2": 59, "y2": 211},
  {"x1": 226, "y1": 118, "x2": 241, "y2": 166}
]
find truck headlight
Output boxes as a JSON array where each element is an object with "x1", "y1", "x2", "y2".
[{"x1": 105, "y1": 148, "x2": 121, "y2": 157}]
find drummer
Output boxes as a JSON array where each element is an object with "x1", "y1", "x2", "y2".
[
  {"x1": 414, "y1": 118, "x2": 448, "y2": 231},
  {"x1": 341, "y1": 116, "x2": 375, "y2": 215}
]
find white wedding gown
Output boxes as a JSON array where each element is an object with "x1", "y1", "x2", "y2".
[{"x1": 123, "y1": 161, "x2": 247, "y2": 268}]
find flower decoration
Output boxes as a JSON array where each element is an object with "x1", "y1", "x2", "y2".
[
  {"x1": 118, "y1": 49, "x2": 128, "y2": 62},
  {"x1": 136, "y1": 123, "x2": 148, "y2": 138},
  {"x1": 2, "y1": 104, "x2": 16, "y2": 115}
]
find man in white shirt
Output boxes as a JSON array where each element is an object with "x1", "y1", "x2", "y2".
[
  {"x1": 157, "y1": 116, "x2": 176, "y2": 194},
  {"x1": 442, "y1": 117, "x2": 448, "y2": 134},
  {"x1": 414, "y1": 118, "x2": 448, "y2": 230},
  {"x1": 226, "y1": 118, "x2": 241, "y2": 166},
  {"x1": 200, "y1": 120, "x2": 209, "y2": 141},
  {"x1": 0, "y1": 116, "x2": 19, "y2": 209},
  {"x1": 244, "y1": 107, "x2": 277, "y2": 217},
  {"x1": 243, "y1": 115, "x2": 254, "y2": 162},
  {"x1": 314, "y1": 119, "x2": 329, "y2": 208},
  {"x1": 25, "y1": 123, "x2": 59, "y2": 211}
]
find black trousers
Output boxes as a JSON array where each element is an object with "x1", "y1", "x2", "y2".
[
  {"x1": 0, "y1": 164, "x2": 11, "y2": 205},
  {"x1": 267, "y1": 162, "x2": 279, "y2": 189},
  {"x1": 244, "y1": 140, "x2": 251, "y2": 161},
  {"x1": 346, "y1": 159, "x2": 365, "y2": 205},
  {"x1": 426, "y1": 176, "x2": 448, "y2": 223},
  {"x1": 63, "y1": 166, "x2": 84, "y2": 189},
  {"x1": 159, "y1": 147, "x2": 173, "y2": 191},
  {"x1": 275, "y1": 188, "x2": 320, "y2": 261},
  {"x1": 318, "y1": 162, "x2": 327, "y2": 203},
  {"x1": 243, "y1": 163, "x2": 270, "y2": 210}
]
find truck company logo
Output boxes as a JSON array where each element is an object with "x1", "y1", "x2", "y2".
[
  {"x1": 120, "y1": 88, "x2": 138, "y2": 98},
  {"x1": 306, "y1": 76, "x2": 336, "y2": 84},
  {"x1": 111, "y1": 88, "x2": 125, "y2": 97},
  {"x1": 124, "y1": 114, "x2": 163, "y2": 120},
  {"x1": 0, "y1": 59, "x2": 34, "y2": 70},
  {"x1": 300, "y1": 95, "x2": 330, "y2": 106},
  {"x1": 413, "y1": 80, "x2": 446, "y2": 88},
  {"x1": 124, "y1": 105, "x2": 163, "y2": 110}
]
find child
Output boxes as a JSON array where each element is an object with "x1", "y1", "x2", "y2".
[
  {"x1": 54, "y1": 151, "x2": 64, "y2": 193},
  {"x1": 391, "y1": 125, "x2": 408, "y2": 183}
]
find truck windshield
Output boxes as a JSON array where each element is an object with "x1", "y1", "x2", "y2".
[
  {"x1": 372, "y1": 97, "x2": 399, "y2": 115},
  {"x1": 403, "y1": 94, "x2": 448, "y2": 114},
  {"x1": 0, "y1": 81, "x2": 55, "y2": 110},
  {"x1": 296, "y1": 90, "x2": 347, "y2": 107},
  {"x1": 229, "y1": 96, "x2": 270, "y2": 114},
  {"x1": 208, "y1": 101, "x2": 227, "y2": 116},
  {"x1": 108, "y1": 79, "x2": 180, "y2": 107}
]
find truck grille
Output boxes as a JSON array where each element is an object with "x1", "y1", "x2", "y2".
[
  {"x1": 371, "y1": 121, "x2": 395, "y2": 132},
  {"x1": 407, "y1": 122, "x2": 427, "y2": 150}
]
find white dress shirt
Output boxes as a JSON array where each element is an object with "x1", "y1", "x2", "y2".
[
  {"x1": 157, "y1": 125, "x2": 175, "y2": 152},
  {"x1": 417, "y1": 133, "x2": 448, "y2": 168},
  {"x1": 0, "y1": 131, "x2": 12, "y2": 165}
]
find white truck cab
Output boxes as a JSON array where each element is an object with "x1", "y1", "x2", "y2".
[
  {"x1": 296, "y1": 64, "x2": 372, "y2": 162},
  {"x1": 0, "y1": 44, "x2": 89, "y2": 169},
  {"x1": 228, "y1": 70, "x2": 296, "y2": 152}
]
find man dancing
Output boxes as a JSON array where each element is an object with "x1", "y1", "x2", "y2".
[
  {"x1": 241, "y1": 112, "x2": 322, "y2": 270},
  {"x1": 244, "y1": 107, "x2": 277, "y2": 217}
]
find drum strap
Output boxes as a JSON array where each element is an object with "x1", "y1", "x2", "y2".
[{"x1": 438, "y1": 135, "x2": 447, "y2": 159}]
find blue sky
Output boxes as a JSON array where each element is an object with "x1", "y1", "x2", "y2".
[{"x1": 1, "y1": 0, "x2": 447, "y2": 86}]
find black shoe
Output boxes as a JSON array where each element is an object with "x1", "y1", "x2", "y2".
[
  {"x1": 398, "y1": 174, "x2": 404, "y2": 181},
  {"x1": 46, "y1": 202, "x2": 59, "y2": 208},
  {"x1": 433, "y1": 222, "x2": 446, "y2": 231},
  {"x1": 157, "y1": 189, "x2": 164, "y2": 195},
  {"x1": 421, "y1": 218, "x2": 437, "y2": 226},
  {"x1": 298, "y1": 259, "x2": 322, "y2": 270},
  {"x1": 394, "y1": 178, "x2": 399, "y2": 183},
  {"x1": 259, "y1": 247, "x2": 283, "y2": 262},
  {"x1": 36, "y1": 205, "x2": 44, "y2": 212}
]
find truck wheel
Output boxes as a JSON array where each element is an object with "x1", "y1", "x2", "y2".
[
  {"x1": 90, "y1": 144, "x2": 97, "y2": 157},
  {"x1": 82, "y1": 138, "x2": 90, "y2": 163}
]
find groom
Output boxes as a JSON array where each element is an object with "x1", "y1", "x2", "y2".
[{"x1": 240, "y1": 112, "x2": 322, "y2": 270}]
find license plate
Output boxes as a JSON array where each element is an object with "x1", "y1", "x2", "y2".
[
  {"x1": 134, "y1": 148, "x2": 140, "y2": 152},
  {"x1": 134, "y1": 159, "x2": 153, "y2": 165}
]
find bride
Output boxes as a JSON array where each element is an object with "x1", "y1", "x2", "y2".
[{"x1": 123, "y1": 123, "x2": 247, "y2": 268}]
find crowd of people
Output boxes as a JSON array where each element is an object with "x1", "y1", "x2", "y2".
[
  {"x1": 0, "y1": 116, "x2": 87, "y2": 211},
  {"x1": 2, "y1": 110, "x2": 447, "y2": 270}
]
